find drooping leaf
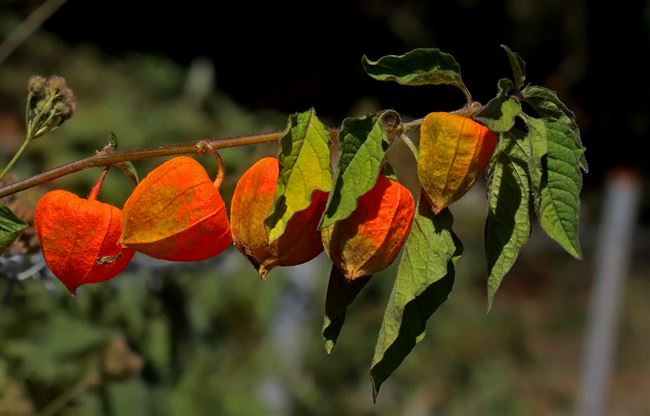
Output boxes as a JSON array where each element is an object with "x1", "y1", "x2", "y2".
[
  {"x1": 522, "y1": 84, "x2": 588, "y2": 171},
  {"x1": 322, "y1": 266, "x2": 371, "y2": 354},
  {"x1": 537, "y1": 118, "x2": 584, "y2": 259},
  {"x1": 474, "y1": 96, "x2": 522, "y2": 132},
  {"x1": 521, "y1": 116, "x2": 548, "y2": 207},
  {"x1": 370, "y1": 203, "x2": 462, "y2": 400},
  {"x1": 116, "y1": 161, "x2": 139, "y2": 185},
  {"x1": 501, "y1": 45, "x2": 526, "y2": 91},
  {"x1": 320, "y1": 110, "x2": 400, "y2": 228},
  {"x1": 0, "y1": 204, "x2": 27, "y2": 254},
  {"x1": 266, "y1": 109, "x2": 332, "y2": 242},
  {"x1": 362, "y1": 48, "x2": 471, "y2": 102},
  {"x1": 485, "y1": 133, "x2": 532, "y2": 310}
]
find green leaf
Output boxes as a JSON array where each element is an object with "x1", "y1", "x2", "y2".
[
  {"x1": 521, "y1": 117, "x2": 548, "y2": 207},
  {"x1": 474, "y1": 96, "x2": 522, "y2": 132},
  {"x1": 537, "y1": 118, "x2": 584, "y2": 259},
  {"x1": 501, "y1": 45, "x2": 526, "y2": 90},
  {"x1": 320, "y1": 110, "x2": 399, "y2": 228},
  {"x1": 485, "y1": 133, "x2": 532, "y2": 310},
  {"x1": 116, "y1": 161, "x2": 139, "y2": 184},
  {"x1": 266, "y1": 109, "x2": 332, "y2": 242},
  {"x1": 362, "y1": 48, "x2": 471, "y2": 102},
  {"x1": 322, "y1": 266, "x2": 371, "y2": 354},
  {"x1": 370, "y1": 203, "x2": 462, "y2": 400},
  {"x1": 521, "y1": 84, "x2": 587, "y2": 171},
  {"x1": 498, "y1": 78, "x2": 514, "y2": 95},
  {"x1": 0, "y1": 204, "x2": 27, "y2": 254}
]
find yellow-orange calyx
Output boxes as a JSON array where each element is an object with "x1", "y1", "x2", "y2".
[{"x1": 418, "y1": 112, "x2": 497, "y2": 213}]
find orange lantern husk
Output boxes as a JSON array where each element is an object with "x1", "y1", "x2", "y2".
[
  {"x1": 230, "y1": 157, "x2": 327, "y2": 278},
  {"x1": 34, "y1": 190, "x2": 135, "y2": 295},
  {"x1": 321, "y1": 175, "x2": 414, "y2": 281},
  {"x1": 418, "y1": 112, "x2": 497, "y2": 213},
  {"x1": 120, "y1": 156, "x2": 231, "y2": 261}
]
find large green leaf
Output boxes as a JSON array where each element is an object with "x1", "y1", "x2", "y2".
[
  {"x1": 319, "y1": 110, "x2": 399, "y2": 228},
  {"x1": 538, "y1": 118, "x2": 583, "y2": 259},
  {"x1": 521, "y1": 117, "x2": 548, "y2": 208},
  {"x1": 321, "y1": 266, "x2": 371, "y2": 354},
  {"x1": 501, "y1": 45, "x2": 526, "y2": 91},
  {"x1": 362, "y1": 48, "x2": 471, "y2": 102},
  {"x1": 474, "y1": 95, "x2": 521, "y2": 132},
  {"x1": 522, "y1": 85, "x2": 587, "y2": 171},
  {"x1": 0, "y1": 204, "x2": 26, "y2": 254},
  {"x1": 485, "y1": 133, "x2": 532, "y2": 310},
  {"x1": 370, "y1": 204, "x2": 462, "y2": 400},
  {"x1": 266, "y1": 109, "x2": 332, "y2": 242}
]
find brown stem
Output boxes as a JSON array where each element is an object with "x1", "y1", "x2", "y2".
[
  {"x1": 0, "y1": 130, "x2": 285, "y2": 198},
  {"x1": 212, "y1": 150, "x2": 225, "y2": 189}
]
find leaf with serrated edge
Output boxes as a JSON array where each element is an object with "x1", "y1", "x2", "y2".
[
  {"x1": 370, "y1": 203, "x2": 462, "y2": 400},
  {"x1": 485, "y1": 133, "x2": 531, "y2": 310},
  {"x1": 501, "y1": 45, "x2": 526, "y2": 90},
  {"x1": 266, "y1": 109, "x2": 332, "y2": 242},
  {"x1": 320, "y1": 111, "x2": 399, "y2": 228},
  {"x1": 538, "y1": 119, "x2": 583, "y2": 259},
  {"x1": 0, "y1": 204, "x2": 27, "y2": 254},
  {"x1": 522, "y1": 85, "x2": 587, "y2": 171},
  {"x1": 474, "y1": 96, "x2": 521, "y2": 133},
  {"x1": 322, "y1": 266, "x2": 371, "y2": 354},
  {"x1": 521, "y1": 117, "x2": 548, "y2": 208},
  {"x1": 362, "y1": 48, "x2": 471, "y2": 101}
]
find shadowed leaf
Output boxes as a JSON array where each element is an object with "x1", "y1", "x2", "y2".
[
  {"x1": 370, "y1": 204, "x2": 462, "y2": 400},
  {"x1": 322, "y1": 266, "x2": 371, "y2": 354}
]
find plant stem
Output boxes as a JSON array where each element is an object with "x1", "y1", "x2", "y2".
[
  {"x1": 0, "y1": 137, "x2": 32, "y2": 180},
  {"x1": 401, "y1": 118, "x2": 423, "y2": 134},
  {"x1": 87, "y1": 167, "x2": 111, "y2": 200},
  {"x1": 0, "y1": 0, "x2": 67, "y2": 64},
  {"x1": 0, "y1": 130, "x2": 285, "y2": 198}
]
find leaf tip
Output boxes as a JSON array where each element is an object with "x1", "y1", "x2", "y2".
[{"x1": 370, "y1": 373, "x2": 380, "y2": 403}]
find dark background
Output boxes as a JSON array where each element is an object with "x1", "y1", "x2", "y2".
[
  {"x1": 34, "y1": 0, "x2": 650, "y2": 184},
  {"x1": 2, "y1": 2, "x2": 649, "y2": 415}
]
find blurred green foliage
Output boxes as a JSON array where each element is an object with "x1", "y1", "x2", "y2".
[{"x1": 1, "y1": 14, "x2": 649, "y2": 416}]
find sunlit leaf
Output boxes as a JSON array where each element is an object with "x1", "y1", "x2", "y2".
[
  {"x1": 266, "y1": 109, "x2": 332, "y2": 242},
  {"x1": 474, "y1": 95, "x2": 521, "y2": 132},
  {"x1": 320, "y1": 110, "x2": 399, "y2": 228},
  {"x1": 362, "y1": 48, "x2": 471, "y2": 101},
  {"x1": 537, "y1": 118, "x2": 584, "y2": 259},
  {"x1": 522, "y1": 84, "x2": 587, "y2": 171},
  {"x1": 485, "y1": 133, "x2": 532, "y2": 310}
]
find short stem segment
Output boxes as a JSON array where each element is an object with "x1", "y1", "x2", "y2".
[
  {"x1": 87, "y1": 167, "x2": 111, "y2": 200},
  {"x1": 212, "y1": 151, "x2": 225, "y2": 189},
  {"x1": 0, "y1": 137, "x2": 32, "y2": 180}
]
